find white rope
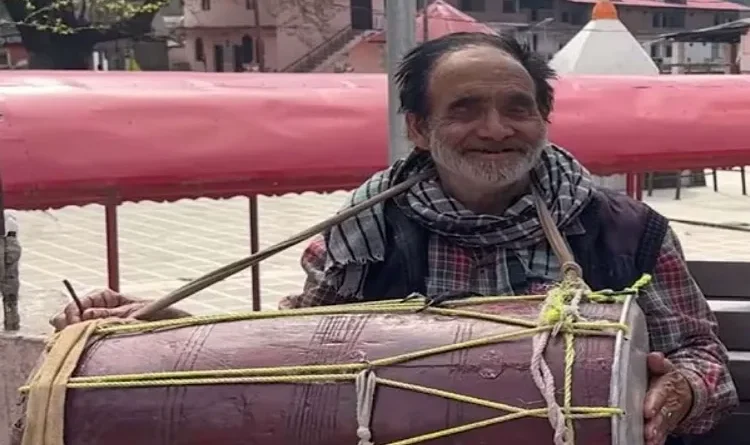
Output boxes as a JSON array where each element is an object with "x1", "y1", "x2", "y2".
[
  {"x1": 552, "y1": 288, "x2": 587, "y2": 337},
  {"x1": 356, "y1": 369, "x2": 377, "y2": 445},
  {"x1": 530, "y1": 330, "x2": 568, "y2": 445},
  {"x1": 529, "y1": 283, "x2": 589, "y2": 445}
]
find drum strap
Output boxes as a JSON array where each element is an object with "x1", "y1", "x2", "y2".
[
  {"x1": 20, "y1": 319, "x2": 123, "y2": 445},
  {"x1": 530, "y1": 180, "x2": 585, "y2": 283}
]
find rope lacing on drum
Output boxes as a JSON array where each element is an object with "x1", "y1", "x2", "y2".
[
  {"x1": 19, "y1": 278, "x2": 654, "y2": 445},
  {"x1": 529, "y1": 184, "x2": 594, "y2": 445},
  {"x1": 530, "y1": 262, "x2": 591, "y2": 445}
]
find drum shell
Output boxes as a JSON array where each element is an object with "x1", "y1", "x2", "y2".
[{"x1": 35, "y1": 300, "x2": 648, "y2": 445}]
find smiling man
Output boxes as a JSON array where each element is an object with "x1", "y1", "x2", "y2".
[{"x1": 52, "y1": 33, "x2": 736, "y2": 445}]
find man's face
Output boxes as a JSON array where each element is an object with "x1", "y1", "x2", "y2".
[{"x1": 411, "y1": 45, "x2": 548, "y2": 186}]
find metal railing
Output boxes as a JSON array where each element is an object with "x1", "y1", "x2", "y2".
[{"x1": 281, "y1": 25, "x2": 358, "y2": 73}]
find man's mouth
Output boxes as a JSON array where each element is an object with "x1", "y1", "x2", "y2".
[{"x1": 466, "y1": 147, "x2": 520, "y2": 154}]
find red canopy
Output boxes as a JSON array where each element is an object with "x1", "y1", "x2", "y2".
[
  {"x1": 366, "y1": 0, "x2": 497, "y2": 43},
  {"x1": 1, "y1": 71, "x2": 749, "y2": 210}
]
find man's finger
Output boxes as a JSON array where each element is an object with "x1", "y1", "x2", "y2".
[
  {"x1": 644, "y1": 375, "x2": 669, "y2": 418},
  {"x1": 644, "y1": 406, "x2": 669, "y2": 445},
  {"x1": 645, "y1": 423, "x2": 668, "y2": 445},
  {"x1": 49, "y1": 312, "x2": 70, "y2": 331},
  {"x1": 647, "y1": 352, "x2": 675, "y2": 376},
  {"x1": 82, "y1": 306, "x2": 130, "y2": 320},
  {"x1": 62, "y1": 299, "x2": 85, "y2": 319},
  {"x1": 86, "y1": 289, "x2": 124, "y2": 308}
]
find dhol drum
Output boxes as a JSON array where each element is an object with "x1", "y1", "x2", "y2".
[{"x1": 15, "y1": 282, "x2": 649, "y2": 445}]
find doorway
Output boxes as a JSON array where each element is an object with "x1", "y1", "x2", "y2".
[{"x1": 214, "y1": 44, "x2": 224, "y2": 72}]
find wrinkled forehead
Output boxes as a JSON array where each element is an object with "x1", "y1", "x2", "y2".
[{"x1": 427, "y1": 45, "x2": 537, "y2": 111}]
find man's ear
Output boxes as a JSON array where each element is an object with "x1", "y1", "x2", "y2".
[{"x1": 406, "y1": 113, "x2": 429, "y2": 150}]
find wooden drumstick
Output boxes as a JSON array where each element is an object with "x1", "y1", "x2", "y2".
[
  {"x1": 63, "y1": 279, "x2": 85, "y2": 315},
  {"x1": 131, "y1": 170, "x2": 434, "y2": 319}
]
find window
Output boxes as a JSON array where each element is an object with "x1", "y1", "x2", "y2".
[
  {"x1": 530, "y1": 9, "x2": 538, "y2": 21},
  {"x1": 664, "y1": 10, "x2": 685, "y2": 27},
  {"x1": 241, "y1": 35, "x2": 254, "y2": 63},
  {"x1": 650, "y1": 44, "x2": 658, "y2": 57},
  {"x1": 665, "y1": 44, "x2": 673, "y2": 58},
  {"x1": 652, "y1": 10, "x2": 684, "y2": 28},
  {"x1": 652, "y1": 12, "x2": 663, "y2": 27},
  {"x1": 561, "y1": 11, "x2": 569, "y2": 22},
  {"x1": 195, "y1": 37, "x2": 205, "y2": 61},
  {"x1": 0, "y1": 50, "x2": 9, "y2": 67},
  {"x1": 503, "y1": 0, "x2": 517, "y2": 13},
  {"x1": 201, "y1": 0, "x2": 210, "y2": 10},
  {"x1": 712, "y1": 12, "x2": 737, "y2": 25},
  {"x1": 459, "y1": 0, "x2": 485, "y2": 12},
  {"x1": 532, "y1": 34, "x2": 538, "y2": 51}
]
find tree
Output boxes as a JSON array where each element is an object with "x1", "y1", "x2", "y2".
[
  {"x1": 267, "y1": 0, "x2": 346, "y2": 48},
  {"x1": 2, "y1": 0, "x2": 168, "y2": 69}
]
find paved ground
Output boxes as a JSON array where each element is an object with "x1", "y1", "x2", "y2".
[{"x1": 8, "y1": 169, "x2": 750, "y2": 336}]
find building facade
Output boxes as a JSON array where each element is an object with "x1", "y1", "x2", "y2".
[
  {"x1": 447, "y1": 0, "x2": 747, "y2": 65},
  {"x1": 181, "y1": 0, "x2": 374, "y2": 72}
]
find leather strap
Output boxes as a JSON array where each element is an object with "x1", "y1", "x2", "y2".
[{"x1": 531, "y1": 183, "x2": 583, "y2": 281}]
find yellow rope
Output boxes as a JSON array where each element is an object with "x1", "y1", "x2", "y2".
[
  {"x1": 567, "y1": 328, "x2": 580, "y2": 440},
  {"x1": 21, "y1": 319, "x2": 112, "y2": 445},
  {"x1": 19, "y1": 323, "x2": 625, "y2": 391},
  {"x1": 19, "y1": 274, "x2": 652, "y2": 445}
]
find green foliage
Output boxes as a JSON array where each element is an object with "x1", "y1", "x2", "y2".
[{"x1": 16, "y1": 0, "x2": 168, "y2": 35}]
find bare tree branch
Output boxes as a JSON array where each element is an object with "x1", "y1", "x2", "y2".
[{"x1": 267, "y1": 0, "x2": 346, "y2": 47}]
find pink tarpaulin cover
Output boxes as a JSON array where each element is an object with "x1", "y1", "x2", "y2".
[{"x1": 1, "y1": 71, "x2": 749, "y2": 210}]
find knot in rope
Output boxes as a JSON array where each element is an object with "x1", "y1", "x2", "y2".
[
  {"x1": 560, "y1": 261, "x2": 583, "y2": 281},
  {"x1": 356, "y1": 369, "x2": 377, "y2": 445},
  {"x1": 357, "y1": 427, "x2": 372, "y2": 443},
  {"x1": 530, "y1": 267, "x2": 593, "y2": 445}
]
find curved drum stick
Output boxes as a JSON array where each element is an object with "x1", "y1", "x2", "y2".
[{"x1": 132, "y1": 170, "x2": 434, "y2": 319}]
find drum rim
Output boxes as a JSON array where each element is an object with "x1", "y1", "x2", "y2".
[{"x1": 609, "y1": 293, "x2": 648, "y2": 445}]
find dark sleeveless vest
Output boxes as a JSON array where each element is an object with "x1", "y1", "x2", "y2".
[{"x1": 357, "y1": 188, "x2": 670, "y2": 300}]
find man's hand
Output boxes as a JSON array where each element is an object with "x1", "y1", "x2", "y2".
[
  {"x1": 49, "y1": 289, "x2": 148, "y2": 331},
  {"x1": 643, "y1": 352, "x2": 694, "y2": 445}
]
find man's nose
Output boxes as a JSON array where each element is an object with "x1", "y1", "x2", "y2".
[{"x1": 475, "y1": 109, "x2": 514, "y2": 140}]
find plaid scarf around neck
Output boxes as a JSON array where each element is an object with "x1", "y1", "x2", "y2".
[{"x1": 325, "y1": 144, "x2": 595, "y2": 297}]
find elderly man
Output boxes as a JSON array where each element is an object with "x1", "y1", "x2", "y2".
[{"x1": 52, "y1": 33, "x2": 735, "y2": 445}]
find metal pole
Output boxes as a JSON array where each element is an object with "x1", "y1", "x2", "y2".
[
  {"x1": 386, "y1": 0, "x2": 416, "y2": 164},
  {"x1": 252, "y1": 0, "x2": 265, "y2": 71},
  {"x1": 422, "y1": 0, "x2": 430, "y2": 42}
]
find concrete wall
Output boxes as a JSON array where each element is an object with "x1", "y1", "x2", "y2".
[
  {"x1": 346, "y1": 40, "x2": 385, "y2": 72},
  {"x1": 0, "y1": 333, "x2": 45, "y2": 445},
  {"x1": 184, "y1": 27, "x2": 277, "y2": 71},
  {"x1": 183, "y1": 0, "x2": 268, "y2": 29},
  {"x1": 183, "y1": 0, "x2": 354, "y2": 72}
]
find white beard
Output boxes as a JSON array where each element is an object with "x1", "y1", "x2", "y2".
[{"x1": 428, "y1": 128, "x2": 548, "y2": 187}]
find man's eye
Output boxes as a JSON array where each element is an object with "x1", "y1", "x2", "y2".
[
  {"x1": 507, "y1": 106, "x2": 531, "y2": 117},
  {"x1": 450, "y1": 106, "x2": 477, "y2": 118}
]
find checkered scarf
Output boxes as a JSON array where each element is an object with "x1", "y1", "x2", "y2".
[{"x1": 325, "y1": 144, "x2": 594, "y2": 296}]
